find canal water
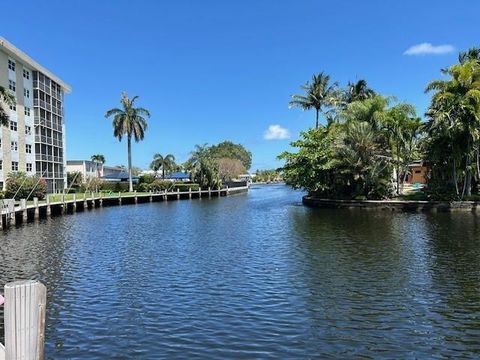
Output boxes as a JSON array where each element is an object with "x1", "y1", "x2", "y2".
[{"x1": 1, "y1": 184, "x2": 480, "y2": 358}]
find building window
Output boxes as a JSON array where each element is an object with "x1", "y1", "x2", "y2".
[
  {"x1": 24, "y1": 107, "x2": 30, "y2": 116},
  {"x1": 25, "y1": 125, "x2": 31, "y2": 135},
  {"x1": 26, "y1": 163, "x2": 32, "y2": 172},
  {"x1": 9, "y1": 104, "x2": 16, "y2": 111},
  {"x1": 11, "y1": 162, "x2": 18, "y2": 171},
  {"x1": 10, "y1": 121, "x2": 17, "y2": 131},
  {"x1": 23, "y1": 69, "x2": 30, "y2": 79},
  {"x1": 0, "y1": 160, "x2": 2, "y2": 170},
  {"x1": 26, "y1": 144, "x2": 32, "y2": 154},
  {"x1": 24, "y1": 89, "x2": 30, "y2": 98},
  {"x1": 9, "y1": 80, "x2": 16, "y2": 92},
  {"x1": 11, "y1": 141, "x2": 18, "y2": 151},
  {"x1": 8, "y1": 59, "x2": 15, "y2": 71}
]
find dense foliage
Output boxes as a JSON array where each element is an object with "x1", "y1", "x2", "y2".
[
  {"x1": 423, "y1": 48, "x2": 480, "y2": 199},
  {"x1": 208, "y1": 141, "x2": 252, "y2": 170},
  {"x1": 5, "y1": 172, "x2": 47, "y2": 200},
  {"x1": 281, "y1": 89, "x2": 422, "y2": 199},
  {"x1": 282, "y1": 48, "x2": 480, "y2": 200}
]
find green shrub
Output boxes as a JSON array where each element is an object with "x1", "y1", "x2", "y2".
[
  {"x1": 5, "y1": 172, "x2": 47, "y2": 200},
  {"x1": 138, "y1": 174, "x2": 156, "y2": 185},
  {"x1": 172, "y1": 183, "x2": 200, "y2": 192},
  {"x1": 99, "y1": 182, "x2": 131, "y2": 192}
]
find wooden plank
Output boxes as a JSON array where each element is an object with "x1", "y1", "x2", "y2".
[{"x1": 4, "y1": 280, "x2": 46, "y2": 360}]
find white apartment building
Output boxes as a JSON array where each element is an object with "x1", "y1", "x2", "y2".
[
  {"x1": 66, "y1": 160, "x2": 102, "y2": 182},
  {"x1": 0, "y1": 37, "x2": 71, "y2": 192}
]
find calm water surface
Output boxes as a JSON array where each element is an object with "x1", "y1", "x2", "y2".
[{"x1": 1, "y1": 185, "x2": 480, "y2": 359}]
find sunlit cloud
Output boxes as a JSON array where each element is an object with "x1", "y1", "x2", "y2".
[
  {"x1": 264, "y1": 125, "x2": 290, "y2": 140},
  {"x1": 404, "y1": 42, "x2": 455, "y2": 56}
]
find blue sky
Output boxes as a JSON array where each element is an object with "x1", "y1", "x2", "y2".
[{"x1": 3, "y1": 0, "x2": 479, "y2": 170}]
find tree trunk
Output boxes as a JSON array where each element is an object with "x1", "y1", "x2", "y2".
[
  {"x1": 127, "y1": 136, "x2": 133, "y2": 192},
  {"x1": 315, "y1": 109, "x2": 319, "y2": 129}
]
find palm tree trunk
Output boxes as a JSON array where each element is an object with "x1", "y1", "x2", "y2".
[
  {"x1": 315, "y1": 109, "x2": 319, "y2": 129},
  {"x1": 127, "y1": 136, "x2": 133, "y2": 192}
]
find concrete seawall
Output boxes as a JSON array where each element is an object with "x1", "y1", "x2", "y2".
[
  {"x1": 1, "y1": 186, "x2": 249, "y2": 230},
  {"x1": 302, "y1": 195, "x2": 480, "y2": 212}
]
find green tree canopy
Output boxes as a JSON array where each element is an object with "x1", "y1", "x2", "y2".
[{"x1": 208, "y1": 141, "x2": 252, "y2": 170}]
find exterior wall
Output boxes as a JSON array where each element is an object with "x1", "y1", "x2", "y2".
[
  {"x1": 0, "y1": 51, "x2": 34, "y2": 188},
  {"x1": 408, "y1": 166, "x2": 428, "y2": 184},
  {"x1": 66, "y1": 160, "x2": 101, "y2": 183},
  {"x1": 0, "y1": 38, "x2": 70, "y2": 193}
]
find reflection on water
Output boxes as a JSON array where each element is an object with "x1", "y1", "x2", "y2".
[{"x1": 1, "y1": 184, "x2": 480, "y2": 358}]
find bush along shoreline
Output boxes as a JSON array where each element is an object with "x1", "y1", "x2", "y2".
[{"x1": 280, "y1": 47, "x2": 480, "y2": 203}]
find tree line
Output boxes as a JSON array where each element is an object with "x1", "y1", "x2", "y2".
[{"x1": 280, "y1": 47, "x2": 480, "y2": 201}]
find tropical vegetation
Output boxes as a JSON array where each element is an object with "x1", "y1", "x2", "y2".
[
  {"x1": 281, "y1": 47, "x2": 480, "y2": 201},
  {"x1": 150, "y1": 153, "x2": 176, "y2": 178},
  {"x1": 105, "y1": 93, "x2": 150, "y2": 192}
]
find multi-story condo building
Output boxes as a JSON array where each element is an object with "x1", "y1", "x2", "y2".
[{"x1": 0, "y1": 37, "x2": 71, "y2": 193}]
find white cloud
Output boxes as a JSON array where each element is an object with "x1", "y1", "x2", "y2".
[
  {"x1": 264, "y1": 125, "x2": 290, "y2": 140},
  {"x1": 404, "y1": 42, "x2": 455, "y2": 56}
]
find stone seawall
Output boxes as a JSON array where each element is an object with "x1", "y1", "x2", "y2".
[{"x1": 302, "y1": 196, "x2": 480, "y2": 212}]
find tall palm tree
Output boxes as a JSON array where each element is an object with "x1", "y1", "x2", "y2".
[
  {"x1": 344, "y1": 79, "x2": 376, "y2": 104},
  {"x1": 289, "y1": 72, "x2": 339, "y2": 128},
  {"x1": 425, "y1": 58, "x2": 480, "y2": 198},
  {"x1": 105, "y1": 93, "x2": 150, "y2": 192},
  {"x1": 150, "y1": 153, "x2": 176, "y2": 179},
  {"x1": 0, "y1": 85, "x2": 15, "y2": 126},
  {"x1": 91, "y1": 154, "x2": 106, "y2": 178}
]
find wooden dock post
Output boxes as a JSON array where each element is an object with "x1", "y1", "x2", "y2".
[
  {"x1": 21, "y1": 199, "x2": 28, "y2": 222},
  {"x1": 198, "y1": 187, "x2": 202, "y2": 199},
  {"x1": 4, "y1": 280, "x2": 47, "y2": 360},
  {"x1": 91, "y1": 192, "x2": 95, "y2": 208},
  {"x1": 134, "y1": 190, "x2": 138, "y2": 204},
  {"x1": 208, "y1": 187, "x2": 211, "y2": 198},
  {"x1": 46, "y1": 195, "x2": 51, "y2": 217},
  {"x1": 118, "y1": 192, "x2": 122, "y2": 205},
  {"x1": 226, "y1": 186, "x2": 229, "y2": 196},
  {"x1": 177, "y1": 188, "x2": 180, "y2": 200},
  {"x1": 83, "y1": 192, "x2": 88, "y2": 210},
  {"x1": 99, "y1": 192, "x2": 103, "y2": 207},
  {"x1": 72, "y1": 193, "x2": 77, "y2": 212},
  {"x1": 61, "y1": 194, "x2": 67, "y2": 214},
  {"x1": 33, "y1": 197, "x2": 40, "y2": 220},
  {"x1": 189, "y1": 188, "x2": 192, "y2": 199},
  {"x1": 149, "y1": 190, "x2": 153, "y2": 202}
]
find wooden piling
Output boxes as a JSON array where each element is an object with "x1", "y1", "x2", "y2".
[
  {"x1": 33, "y1": 197, "x2": 40, "y2": 219},
  {"x1": 134, "y1": 190, "x2": 138, "y2": 204},
  {"x1": 72, "y1": 193, "x2": 77, "y2": 212},
  {"x1": 20, "y1": 199, "x2": 28, "y2": 222},
  {"x1": 149, "y1": 190, "x2": 153, "y2": 202},
  {"x1": 46, "y1": 195, "x2": 51, "y2": 217},
  {"x1": 208, "y1": 187, "x2": 211, "y2": 198},
  {"x1": 118, "y1": 192, "x2": 122, "y2": 205},
  {"x1": 189, "y1": 188, "x2": 192, "y2": 199},
  {"x1": 4, "y1": 280, "x2": 47, "y2": 360},
  {"x1": 177, "y1": 188, "x2": 180, "y2": 200}
]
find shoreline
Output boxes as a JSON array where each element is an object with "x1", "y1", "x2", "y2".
[
  {"x1": 1, "y1": 186, "x2": 249, "y2": 230},
  {"x1": 302, "y1": 195, "x2": 480, "y2": 212}
]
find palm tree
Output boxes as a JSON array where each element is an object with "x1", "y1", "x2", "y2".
[
  {"x1": 459, "y1": 47, "x2": 480, "y2": 64},
  {"x1": 343, "y1": 79, "x2": 376, "y2": 104},
  {"x1": 105, "y1": 93, "x2": 150, "y2": 192},
  {"x1": 0, "y1": 85, "x2": 15, "y2": 126},
  {"x1": 91, "y1": 154, "x2": 106, "y2": 178},
  {"x1": 150, "y1": 153, "x2": 176, "y2": 179},
  {"x1": 289, "y1": 72, "x2": 339, "y2": 128},
  {"x1": 425, "y1": 58, "x2": 480, "y2": 198}
]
